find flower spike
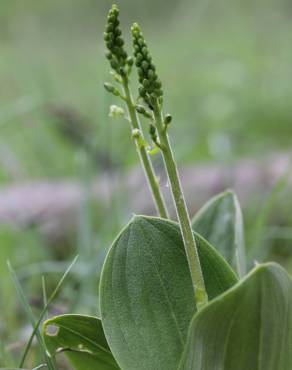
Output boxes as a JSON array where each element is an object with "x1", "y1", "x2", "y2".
[
  {"x1": 104, "y1": 4, "x2": 131, "y2": 75},
  {"x1": 131, "y1": 23, "x2": 163, "y2": 105}
]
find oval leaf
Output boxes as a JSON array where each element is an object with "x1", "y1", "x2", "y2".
[
  {"x1": 192, "y1": 190, "x2": 246, "y2": 277},
  {"x1": 43, "y1": 314, "x2": 119, "y2": 370},
  {"x1": 100, "y1": 216, "x2": 238, "y2": 370},
  {"x1": 179, "y1": 262, "x2": 292, "y2": 370}
]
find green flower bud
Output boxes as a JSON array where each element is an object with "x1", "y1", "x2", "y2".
[
  {"x1": 132, "y1": 128, "x2": 141, "y2": 139},
  {"x1": 139, "y1": 87, "x2": 147, "y2": 97},
  {"x1": 138, "y1": 38, "x2": 144, "y2": 46},
  {"x1": 104, "y1": 82, "x2": 115, "y2": 93},
  {"x1": 106, "y1": 40, "x2": 114, "y2": 49},
  {"x1": 126, "y1": 56, "x2": 134, "y2": 66},
  {"x1": 110, "y1": 59, "x2": 119, "y2": 70},
  {"x1": 136, "y1": 53, "x2": 143, "y2": 63},
  {"x1": 115, "y1": 28, "x2": 122, "y2": 36},
  {"x1": 154, "y1": 89, "x2": 163, "y2": 97},
  {"x1": 143, "y1": 79, "x2": 150, "y2": 88},
  {"x1": 135, "y1": 105, "x2": 152, "y2": 119},
  {"x1": 116, "y1": 37, "x2": 124, "y2": 46},
  {"x1": 135, "y1": 105, "x2": 147, "y2": 114},
  {"x1": 147, "y1": 86, "x2": 154, "y2": 94},
  {"x1": 149, "y1": 124, "x2": 156, "y2": 136},
  {"x1": 108, "y1": 32, "x2": 114, "y2": 40},
  {"x1": 108, "y1": 16, "x2": 115, "y2": 23},
  {"x1": 106, "y1": 24, "x2": 114, "y2": 32},
  {"x1": 105, "y1": 51, "x2": 112, "y2": 60},
  {"x1": 110, "y1": 70, "x2": 123, "y2": 83},
  {"x1": 154, "y1": 80, "x2": 162, "y2": 89},
  {"x1": 146, "y1": 55, "x2": 152, "y2": 63},
  {"x1": 111, "y1": 4, "x2": 119, "y2": 14},
  {"x1": 133, "y1": 29, "x2": 139, "y2": 38},
  {"x1": 164, "y1": 114, "x2": 172, "y2": 125},
  {"x1": 137, "y1": 67, "x2": 144, "y2": 76},
  {"x1": 141, "y1": 61, "x2": 149, "y2": 71},
  {"x1": 149, "y1": 124, "x2": 158, "y2": 143},
  {"x1": 121, "y1": 50, "x2": 127, "y2": 59},
  {"x1": 147, "y1": 69, "x2": 155, "y2": 79},
  {"x1": 104, "y1": 82, "x2": 120, "y2": 97},
  {"x1": 119, "y1": 67, "x2": 126, "y2": 76},
  {"x1": 113, "y1": 46, "x2": 120, "y2": 55}
]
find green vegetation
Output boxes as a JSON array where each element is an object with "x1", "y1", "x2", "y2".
[{"x1": 0, "y1": 0, "x2": 292, "y2": 368}]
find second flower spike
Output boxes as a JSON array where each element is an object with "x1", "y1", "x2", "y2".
[{"x1": 131, "y1": 23, "x2": 163, "y2": 105}]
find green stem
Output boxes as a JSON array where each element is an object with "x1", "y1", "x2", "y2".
[
  {"x1": 122, "y1": 77, "x2": 169, "y2": 219},
  {"x1": 152, "y1": 99, "x2": 208, "y2": 309}
]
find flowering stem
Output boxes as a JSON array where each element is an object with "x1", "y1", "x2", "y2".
[
  {"x1": 122, "y1": 77, "x2": 169, "y2": 219},
  {"x1": 152, "y1": 99, "x2": 208, "y2": 309}
]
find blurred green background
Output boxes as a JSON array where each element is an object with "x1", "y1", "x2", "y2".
[{"x1": 1, "y1": 0, "x2": 292, "y2": 367}]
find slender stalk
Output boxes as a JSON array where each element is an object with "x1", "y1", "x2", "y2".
[
  {"x1": 152, "y1": 99, "x2": 208, "y2": 308},
  {"x1": 122, "y1": 76, "x2": 169, "y2": 219}
]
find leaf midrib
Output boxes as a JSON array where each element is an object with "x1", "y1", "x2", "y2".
[{"x1": 48, "y1": 322, "x2": 112, "y2": 355}]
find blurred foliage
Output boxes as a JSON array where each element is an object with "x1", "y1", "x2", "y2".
[
  {"x1": 1, "y1": 0, "x2": 292, "y2": 181},
  {"x1": 0, "y1": 0, "x2": 292, "y2": 366}
]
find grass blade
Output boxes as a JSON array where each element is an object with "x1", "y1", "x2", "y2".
[
  {"x1": 8, "y1": 255, "x2": 78, "y2": 368},
  {"x1": 7, "y1": 262, "x2": 55, "y2": 369}
]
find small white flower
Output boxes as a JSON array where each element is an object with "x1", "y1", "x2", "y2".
[{"x1": 109, "y1": 105, "x2": 125, "y2": 118}]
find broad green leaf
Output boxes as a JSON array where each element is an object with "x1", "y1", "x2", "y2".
[
  {"x1": 192, "y1": 190, "x2": 246, "y2": 277},
  {"x1": 43, "y1": 314, "x2": 119, "y2": 370},
  {"x1": 179, "y1": 262, "x2": 292, "y2": 370},
  {"x1": 100, "y1": 216, "x2": 238, "y2": 370}
]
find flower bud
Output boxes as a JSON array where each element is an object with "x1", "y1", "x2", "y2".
[
  {"x1": 136, "y1": 53, "x2": 143, "y2": 63},
  {"x1": 139, "y1": 87, "x2": 147, "y2": 98},
  {"x1": 104, "y1": 82, "x2": 115, "y2": 93},
  {"x1": 149, "y1": 124, "x2": 156, "y2": 136},
  {"x1": 104, "y1": 82, "x2": 120, "y2": 97},
  {"x1": 138, "y1": 38, "x2": 144, "y2": 46},
  {"x1": 110, "y1": 59, "x2": 119, "y2": 70},
  {"x1": 126, "y1": 56, "x2": 134, "y2": 66},
  {"x1": 164, "y1": 114, "x2": 172, "y2": 125},
  {"x1": 149, "y1": 124, "x2": 157, "y2": 142},
  {"x1": 147, "y1": 69, "x2": 155, "y2": 79},
  {"x1": 109, "y1": 105, "x2": 125, "y2": 118},
  {"x1": 106, "y1": 24, "x2": 114, "y2": 32},
  {"x1": 135, "y1": 105, "x2": 147, "y2": 115},
  {"x1": 135, "y1": 105, "x2": 152, "y2": 119},
  {"x1": 132, "y1": 128, "x2": 141, "y2": 139},
  {"x1": 143, "y1": 79, "x2": 150, "y2": 88},
  {"x1": 141, "y1": 61, "x2": 149, "y2": 71},
  {"x1": 105, "y1": 51, "x2": 112, "y2": 60}
]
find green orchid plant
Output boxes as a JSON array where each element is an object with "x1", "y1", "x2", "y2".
[{"x1": 41, "y1": 5, "x2": 292, "y2": 370}]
